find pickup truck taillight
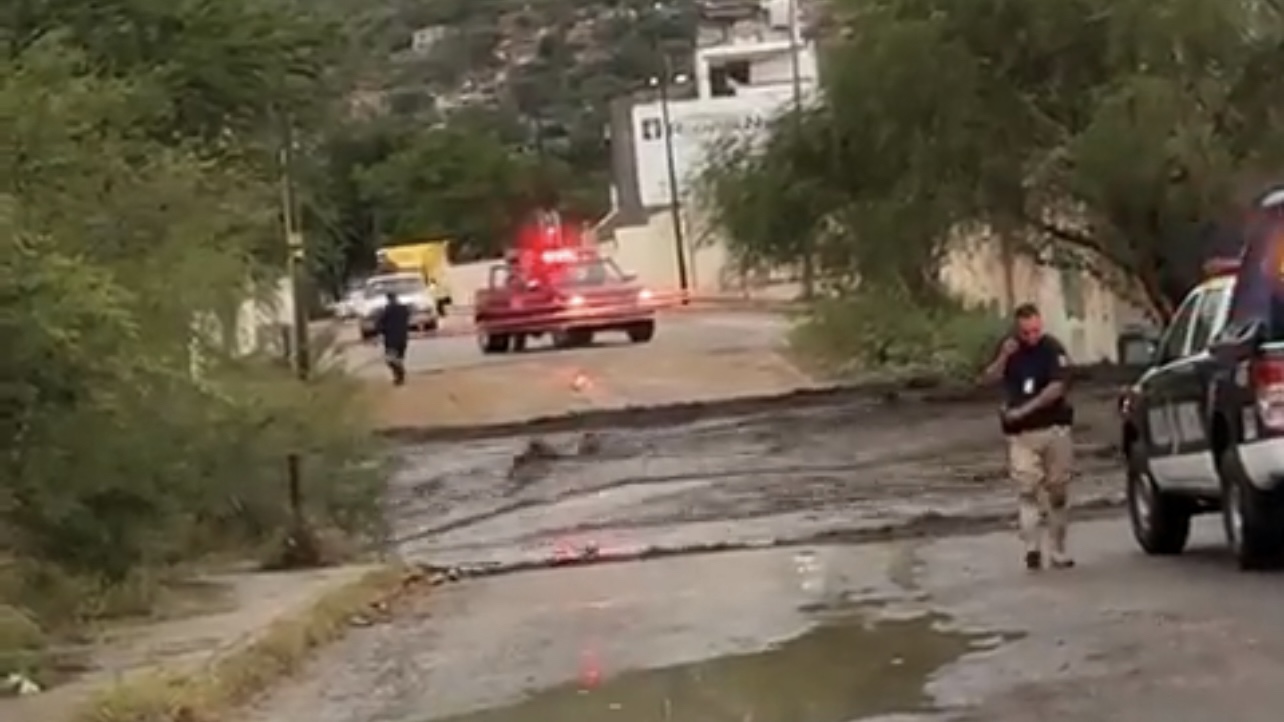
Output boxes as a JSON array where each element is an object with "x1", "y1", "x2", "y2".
[{"x1": 1253, "y1": 357, "x2": 1284, "y2": 431}]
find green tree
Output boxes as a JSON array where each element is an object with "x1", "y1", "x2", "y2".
[
  {"x1": 354, "y1": 123, "x2": 584, "y2": 261},
  {"x1": 0, "y1": 11, "x2": 379, "y2": 610},
  {"x1": 700, "y1": 0, "x2": 1284, "y2": 320}
]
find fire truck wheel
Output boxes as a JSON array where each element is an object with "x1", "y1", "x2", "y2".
[
  {"x1": 479, "y1": 333, "x2": 511, "y2": 354},
  {"x1": 568, "y1": 329, "x2": 593, "y2": 347},
  {"x1": 627, "y1": 321, "x2": 655, "y2": 343},
  {"x1": 512, "y1": 334, "x2": 527, "y2": 352}
]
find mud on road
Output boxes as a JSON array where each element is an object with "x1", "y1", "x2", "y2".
[
  {"x1": 383, "y1": 382, "x2": 1127, "y2": 570},
  {"x1": 244, "y1": 378, "x2": 1141, "y2": 722}
]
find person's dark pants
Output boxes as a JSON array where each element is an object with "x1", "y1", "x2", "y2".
[{"x1": 384, "y1": 344, "x2": 407, "y2": 385}]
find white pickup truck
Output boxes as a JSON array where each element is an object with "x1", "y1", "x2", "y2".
[{"x1": 356, "y1": 272, "x2": 440, "y2": 341}]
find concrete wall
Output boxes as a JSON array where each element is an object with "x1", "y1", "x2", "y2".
[
  {"x1": 941, "y1": 239, "x2": 1149, "y2": 363},
  {"x1": 430, "y1": 214, "x2": 1145, "y2": 363},
  {"x1": 439, "y1": 209, "x2": 799, "y2": 306},
  {"x1": 232, "y1": 277, "x2": 293, "y2": 357}
]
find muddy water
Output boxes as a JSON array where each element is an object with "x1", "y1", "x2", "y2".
[
  {"x1": 388, "y1": 393, "x2": 1123, "y2": 567},
  {"x1": 427, "y1": 613, "x2": 1004, "y2": 722}
]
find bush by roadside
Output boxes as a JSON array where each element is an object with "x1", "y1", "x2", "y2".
[
  {"x1": 789, "y1": 288, "x2": 1008, "y2": 381},
  {"x1": 0, "y1": 41, "x2": 387, "y2": 693}
]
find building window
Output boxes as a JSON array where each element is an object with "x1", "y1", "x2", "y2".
[{"x1": 709, "y1": 60, "x2": 751, "y2": 96}]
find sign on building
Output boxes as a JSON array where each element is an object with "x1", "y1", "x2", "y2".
[{"x1": 630, "y1": 87, "x2": 807, "y2": 209}]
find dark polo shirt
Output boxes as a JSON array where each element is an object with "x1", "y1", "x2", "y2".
[{"x1": 1001, "y1": 335, "x2": 1074, "y2": 435}]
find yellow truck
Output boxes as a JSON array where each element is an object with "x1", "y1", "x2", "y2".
[{"x1": 375, "y1": 240, "x2": 453, "y2": 315}]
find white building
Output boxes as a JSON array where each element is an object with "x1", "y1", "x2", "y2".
[
  {"x1": 623, "y1": 0, "x2": 820, "y2": 209},
  {"x1": 693, "y1": 0, "x2": 819, "y2": 100}
]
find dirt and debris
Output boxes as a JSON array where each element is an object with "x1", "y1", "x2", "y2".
[{"x1": 384, "y1": 381, "x2": 1126, "y2": 570}]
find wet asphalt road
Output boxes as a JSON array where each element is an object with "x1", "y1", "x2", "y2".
[
  {"x1": 249, "y1": 310, "x2": 1281, "y2": 721},
  {"x1": 353, "y1": 310, "x2": 815, "y2": 429},
  {"x1": 343, "y1": 310, "x2": 793, "y2": 378},
  {"x1": 250, "y1": 516, "x2": 1284, "y2": 722}
]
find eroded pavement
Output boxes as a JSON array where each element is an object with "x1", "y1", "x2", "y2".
[
  {"x1": 385, "y1": 388, "x2": 1124, "y2": 569},
  {"x1": 248, "y1": 311, "x2": 1272, "y2": 722}
]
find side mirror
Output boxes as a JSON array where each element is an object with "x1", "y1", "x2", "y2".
[
  {"x1": 621, "y1": 272, "x2": 638, "y2": 282},
  {"x1": 1117, "y1": 329, "x2": 1159, "y2": 368}
]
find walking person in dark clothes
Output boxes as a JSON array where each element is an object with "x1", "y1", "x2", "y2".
[
  {"x1": 376, "y1": 292, "x2": 410, "y2": 386},
  {"x1": 980, "y1": 303, "x2": 1076, "y2": 571}
]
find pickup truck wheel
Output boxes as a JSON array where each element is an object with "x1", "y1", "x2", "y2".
[
  {"x1": 479, "y1": 332, "x2": 510, "y2": 354},
  {"x1": 1127, "y1": 444, "x2": 1190, "y2": 555},
  {"x1": 627, "y1": 320, "x2": 655, "y2": 343},
  {"x1": 1220, "y1": 447, "x2": 1284, "y2": 570}
]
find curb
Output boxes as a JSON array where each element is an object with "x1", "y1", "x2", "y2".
[{"x1": 70, "y1": 565, "x2": 417, "y2": 722}]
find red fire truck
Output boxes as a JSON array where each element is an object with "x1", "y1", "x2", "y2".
[{"x1": 472, "y1": 212, "x2": 658, "y2": 353}]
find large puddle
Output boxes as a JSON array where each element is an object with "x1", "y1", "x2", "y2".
[{"x1": 430, "y1": 612, "x2": 1006, "y2": 722}]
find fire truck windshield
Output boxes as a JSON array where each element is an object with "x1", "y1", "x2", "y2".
[{"x1": 549, "y1": 257, "x2": 621, "y2": 287}]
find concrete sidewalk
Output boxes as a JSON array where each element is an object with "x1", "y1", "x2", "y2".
[{"x1": 1, "y1": 565, "x2": 379, "y2": 722}]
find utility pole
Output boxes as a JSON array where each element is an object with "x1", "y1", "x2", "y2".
[
  {"x1": 659, "y1": 54, "x2": 691, "y2": 302},
  {"x1": 281, "y1": 123, "x2": 311, "y2": 381},
  {"x1": 278, "y1": 118, "x2": 318, "y2": 567},
  {"x1": 789, "y1": 0, "x2": 814, "y2": 300}
]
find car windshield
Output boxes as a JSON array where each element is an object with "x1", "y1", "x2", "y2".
[
  {"x1": 550, "y1": 258, "x2": 622, "y2": 287},
  {"x1": 365, "y1": 276, "x2": 424, "y2": 298}
]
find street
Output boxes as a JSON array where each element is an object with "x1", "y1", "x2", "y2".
[
  {"x1": 247, "y1": 310, "x2": 1282, "y2": 722},
  {"x1": 249, "y1": 517, "x2": 1284, "y2": 722},
  {"x1": 353, "y1": 310, "x2": 814, "y2": 428}
]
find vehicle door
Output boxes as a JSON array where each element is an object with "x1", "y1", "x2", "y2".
[
  {"x1": 1163, "y1": 282, "x2": 1234, "y2": 492},
  {"x1": 1142, "y1": 289, "x2": 1204, "y2": 489}
]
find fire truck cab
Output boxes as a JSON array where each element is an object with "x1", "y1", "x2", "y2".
[{"x1": 472, "y1": 213, "x2": 657, "y2": 353}]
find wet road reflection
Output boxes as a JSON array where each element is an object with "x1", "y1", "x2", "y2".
[{"x1": 429, "y1": 612, "x2": 1008, "y2": 722}]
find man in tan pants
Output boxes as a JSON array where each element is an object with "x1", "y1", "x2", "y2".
[{"x1": 981, "y1": 304, "x2": 1075, "y2": 571}]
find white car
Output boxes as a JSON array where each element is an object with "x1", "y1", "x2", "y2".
[
  {"x1": 358, "y1": 273, "x2": 439, "y2": 340},
  {"x1": 333, "y1": 285, "x2": 365, "y2": 319}
]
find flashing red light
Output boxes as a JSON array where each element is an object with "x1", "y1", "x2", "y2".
[{"x1": 542, "y1": 248, "x2": 580, "y2": 264}]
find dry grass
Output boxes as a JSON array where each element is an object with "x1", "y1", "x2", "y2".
[{"x1": 71, "y1": 565, "x2": 413, "y2": 722}]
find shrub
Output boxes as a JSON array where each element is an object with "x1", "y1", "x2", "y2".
[{"x1": 790, "y1": 287, "x2": 1007, "y2": 380}]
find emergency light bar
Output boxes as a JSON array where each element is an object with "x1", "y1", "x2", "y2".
[{"x1": 541, "y1": 248, "x2": 580, "y2": 264}]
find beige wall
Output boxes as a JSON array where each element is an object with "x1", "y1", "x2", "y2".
[
  {"x1": 436, "y1": 213, "x2": 1144, "y2": 362},
  {"x1": 941, "y1": 239, "x2": 1148, "y2": 363},
  {"x1": 441, "y1": 209, "x2": 801, "y2": 305},
  {"x1": 232, "y1": 277, "x2": 292, "y2": 357}
]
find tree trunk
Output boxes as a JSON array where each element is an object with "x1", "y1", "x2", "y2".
[{"x1": 1136, "y1": 263, "x2": 1175, "y2": 324}]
